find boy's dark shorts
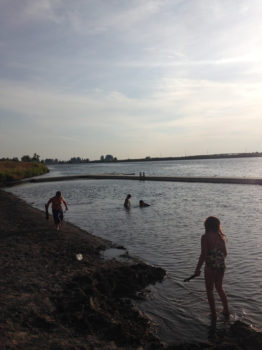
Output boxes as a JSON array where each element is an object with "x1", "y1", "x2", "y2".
[{"x1": 52, "y1": 209, "x2": 63, "y2": 225}]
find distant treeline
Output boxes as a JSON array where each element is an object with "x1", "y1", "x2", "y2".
[
  {"x1": 0, "y1": 153, "x2": 42, "y2": 163},
  {"x1": 117, "y1": 152, "x2": 262, "y2": 163},
  {"x1": 44, "y1": 154, "x2": 117, "y2": 164},
  {"x1": 44, "y1": 152, "x2": 262, "y2": 164},
  {"x1": 2, "y1": 152, "x2": 262, "y2": 166},
  {"x1": 44, "y1": 157, "x2": 90, "y2": 164}
]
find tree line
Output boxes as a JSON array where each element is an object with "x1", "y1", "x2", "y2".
[
  {"x1": 2, "y1": 152, "x2": 262, "y2": 165},
  {"x1": 0, "y1": 153, "x2": 42, "y2": 163}
]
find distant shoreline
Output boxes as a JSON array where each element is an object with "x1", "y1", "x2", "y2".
[
  {"x1": 117, "y1": 152, "x2": 262, "y2": 162},
  {"x1": 45, "y1": 152, "x2": 262, "y2": 165}
]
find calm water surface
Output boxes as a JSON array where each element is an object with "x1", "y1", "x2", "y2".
[
  {"x1": 41, "y1": 157, "x2": 262, "y2": 178},
  {"x1": 6, "y1": 158, "x2": 262, "y2": 344}
]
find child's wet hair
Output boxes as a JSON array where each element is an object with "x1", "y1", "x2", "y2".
[
  {"x1": 204, "y1": 216, "x2": 225, "y2": 239},
  {"x1": 204, "y1": 216, "x2": 220, "y2": 231}
]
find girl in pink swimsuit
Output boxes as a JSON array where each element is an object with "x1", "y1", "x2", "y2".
[{"x1": 194, "y1": 216, "x2": 229, "y2": 319}]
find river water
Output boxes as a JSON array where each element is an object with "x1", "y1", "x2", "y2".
[{"x1": 5, "y1": 158, "x2": 262, "y2": 344}]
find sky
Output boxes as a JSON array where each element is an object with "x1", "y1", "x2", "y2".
[{"x1": 1, "y1": 0, "x2": 262, "y2": 161}]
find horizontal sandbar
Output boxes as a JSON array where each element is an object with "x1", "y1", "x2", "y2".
[{"x1": 7, "y1": 174, "x2": 262, "y2": 186}]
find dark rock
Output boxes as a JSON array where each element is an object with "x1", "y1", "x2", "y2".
[
  {"x1": 94, "y1": 262, "x2": 166, "y2": 298},
  {"x1": 228, "y1": 321, "x2": 262, "y2": 350}
]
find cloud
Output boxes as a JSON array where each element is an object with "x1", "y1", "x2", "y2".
[
  {"x1": 1, "y1": 0, "x2": 262, "y2": 159},
  {"x1": 20, "y1": 0, "x2": 66, "y2": 24},
  {"x1": 18, "y1": 0, "x2": 163, "y2": 34},
  {"x1": 1, "y1": 75, "x2": 261, "y2": 134}
]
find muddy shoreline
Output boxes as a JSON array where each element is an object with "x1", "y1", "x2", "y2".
[
  {"x1": 0, "y1": 189, "x2": 167, "y2": 349},
  {"x1": 0, "y1": 189, "x2": 261, "y2": 350}
]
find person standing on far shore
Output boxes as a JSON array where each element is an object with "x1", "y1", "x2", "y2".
[
  {"x1": 124, "y1": 194, "x2": 131, "y2": 209},
  {"x1": 194, "y1": 216, "x2": 229, "y2": 319},
  {"x1": 45, "y1": 191, "x2": 68, "y2": 231}
]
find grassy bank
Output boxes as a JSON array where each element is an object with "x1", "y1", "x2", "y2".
[{"x1": 0, "y1": 160, "x2": 49, "y2": 183}]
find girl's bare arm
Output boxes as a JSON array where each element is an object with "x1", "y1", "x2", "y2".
[{"x1": 194, "y1": 235, "x2": 207, "y2": 276}]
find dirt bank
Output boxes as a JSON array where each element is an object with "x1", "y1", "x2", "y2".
[{"x1": 0, "y1": 189, "x2": 166, "y2": 349}]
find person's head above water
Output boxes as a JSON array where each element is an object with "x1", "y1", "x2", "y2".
[
  {"x1": 139, "y1": 199, "x2": 150, "y2": 207},
  {"x1": 56, "y1": 191, "x2": 62, "y2": 197},
  {"x1": 127, "y1": 194, "x2": 131, "y2": 198}
]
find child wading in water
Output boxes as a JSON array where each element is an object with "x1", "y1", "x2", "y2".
[
  {"x1": 45, "y1": 191, "x2": 68, "y2": 231},
  {"x1": 124, "y1": 194, "x2": 131, "y2": 209},
  {"x1": 194, "y1": 216, "x2": 229, "y2": 319}
]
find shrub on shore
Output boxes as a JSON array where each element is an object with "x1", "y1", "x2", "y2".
[{"x1": 0, "y1": 160, "x2": 49, "y2": 183}]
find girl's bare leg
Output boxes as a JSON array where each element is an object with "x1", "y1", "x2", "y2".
[
  {"x1": 215, "y1": 271, "x2": 229, "y2": 315},
  {"x1": 205, "y1": 268, "x2": 216, "y2": 318}
]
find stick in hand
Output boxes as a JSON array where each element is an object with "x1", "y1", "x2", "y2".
[
  {"x1": 184, "y1": 274, "x2": 197, "y2": 282},
  {"x1": 45, "y1": 204, "x2": 49, "y2": 220}
]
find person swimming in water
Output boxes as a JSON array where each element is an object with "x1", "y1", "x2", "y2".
[
  {"x1": 45, "y1": 191, "x2": 68, "y2": 231},
  {"x1": 124, "y1": 194, "x2": 131, "y2": 209},
  {"x1": 139, "y1": 200, "x2": 150, "y2": 207},
  {"x1": 193, "y1": 216, "x2": 229, "y2": 319}
]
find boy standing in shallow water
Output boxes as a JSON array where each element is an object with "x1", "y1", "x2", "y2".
[
  {"x1": 194, "y1": 216, "x2": 229, "y2": 319},
  {"x1": 45, "y1": 191, "x2": 68, "y2": 231}
]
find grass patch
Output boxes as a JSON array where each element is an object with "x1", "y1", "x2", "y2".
[{"x1": 0, "y1": 161, "x2": 49, "y2": 183}]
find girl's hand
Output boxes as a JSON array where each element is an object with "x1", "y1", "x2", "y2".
[{"x1": 194, "y1": 269, "x2": 201, "y2": 277}]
